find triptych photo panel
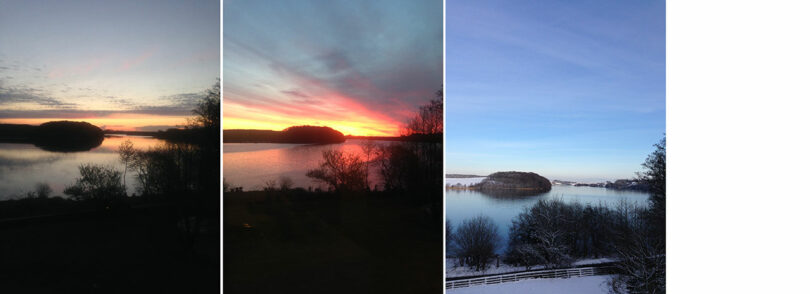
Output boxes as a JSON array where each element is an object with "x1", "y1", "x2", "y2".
[{"x1": 0, "y1": 0, "x2": 665, "y2": 293}]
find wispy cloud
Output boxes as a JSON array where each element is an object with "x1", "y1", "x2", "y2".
[{"x1": 223, "y1": 0, "x2": 442, "y2": 135}]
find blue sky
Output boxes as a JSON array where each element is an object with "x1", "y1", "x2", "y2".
[
  {"x1": 446, "y1": 0, "x2": 665, "y2": 182},
  {"x1": 0, "y1": 0, "x2": 219, "y2": 130},
  {"x1": 223, "y1": 0, "x2": 443, "y2": 135}
]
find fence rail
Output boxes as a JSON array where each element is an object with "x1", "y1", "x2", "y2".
[{"x1": 446, "y1": 265, "x2": 614, "y2": 290}]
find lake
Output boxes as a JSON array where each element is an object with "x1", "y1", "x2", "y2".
[
  {"x1": 0, "y1": 135, "x2": 164, "y2": 200},
  {"x1": 223, "y1": 139, "x2": 387, "y2": 191},
  {"x1": 445, "y1": 177, "x2": 650, "y2": 254}
]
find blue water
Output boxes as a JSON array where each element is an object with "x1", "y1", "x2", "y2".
[{"x1": 445, "y1": 181, "x2": 650, "y2": 254}]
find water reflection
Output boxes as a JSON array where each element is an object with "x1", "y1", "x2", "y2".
[
  {"x1": 223, "y1": 139, "x2": 387, "y2": 190},
  {"x1": 446, "y1": 185, "x2": 650, "y2": 254},
  {"x1": 0, "y1": 135, "x2": 165, "y2": 199}
]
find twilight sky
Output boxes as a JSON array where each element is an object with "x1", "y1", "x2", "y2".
[
  {"x1": 447, "y1": 0, "x2": 665, "y2": 182},
  {"x1": 0, "y1": 0, "x2": 220, "y2": 131},
  {"x1": 223, "y1": 0, "x2": 443, "y2": 136}
]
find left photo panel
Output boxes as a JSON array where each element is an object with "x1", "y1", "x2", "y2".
[{"x1": 0, "y1": 0, "x2": 221, "y2": 292}]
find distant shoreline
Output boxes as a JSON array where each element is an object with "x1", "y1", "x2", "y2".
[{"x1": 445, "y1": 174, "x2": 485, "y2": 178}]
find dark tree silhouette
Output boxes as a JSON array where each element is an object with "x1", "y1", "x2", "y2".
[
  {"x1": 118, "y1": 139, "x2": 136, "y2": 191},
  {"x1": 403, "y1": 89, "x2": 443, "y2": 136},
  {"x1": 306, "y1": 150, "x2": 368, "y2": 192},
  {"x1": 64, "y1": 164, "x2": 126, "y2": 204},
  {"x1": 34, "y1": 182, "x2": 52, "y2": 199}
]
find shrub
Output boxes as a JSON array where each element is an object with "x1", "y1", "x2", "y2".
[
  {"x1": 63, "y1": 164, "x2": 126, "y2": 202},
  {"x1": 454, "y1": 215, "x2": 500, "y2": 271}
]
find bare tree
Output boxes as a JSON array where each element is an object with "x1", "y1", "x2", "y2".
[
  {"x1": 34, "y1": 182, "x2": 52, "y2": 199},
  {"x1": 279, "y1": 176, "x2": 293, "y2": 191},
  {"x1": 189, "y1": 80, "x2": 220, "y2": 130},
  {"x1": 609, "y1": 223, "x2": 665, "y2": 294},
  {"x1": 360, "y1": 139, "x2": 377, "y2": 190},
  {"x1": 306, "y1": 149, "x2": 368, "y2": 192},
  {"x1": 64, "y1": 164, "x2": 126, "y2": 203},
  {"x1": 118, "y1": 139, "x2": 136, "y2": 192},
  {"x1": 505, "y1": 199, "x2": 574, "y2": 269},
  {"x1": 455, "y1": 215, "x2": 500, "y2": 271},
  {"x1": 403, "y1": 89, "x2": 443, "y2": 136}
]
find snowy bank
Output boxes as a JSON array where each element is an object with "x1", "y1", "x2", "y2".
[{"x1": 447, "y1": 275, "x2": 613, "y2": 294}]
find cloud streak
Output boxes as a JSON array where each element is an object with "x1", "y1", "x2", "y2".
[{"x1": 223, "y1": 0, "x2": 442, "y2": 136}]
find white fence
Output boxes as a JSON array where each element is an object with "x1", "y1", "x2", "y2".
[{"x1": 446, "y1": 265, "x2": 613, "y2": 290}]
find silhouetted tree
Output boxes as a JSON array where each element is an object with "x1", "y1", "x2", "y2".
[
  {"x1": 64, "y1": 164, "x2": 126, "y2": 203},
  {"x1": 360, "y1": 139, "x2": 377, "y2": 189},
  {"x1": 455, "y1": 215, "x2": 500, "y2": 271},
  {"x1": 118, "y1": 139, "x2": 136, "y2": 191},
  {"x1": 306, "y1": 150, "x2": 368, "y2": 192},
  {"x1": 34, "y1": 182, "x2": 52, "y2": 199},
  {"x1": 190, "y1": 80, "x2": 220, "y2": 130},
  {"x1": 278, "y1": 176, "x2": 293, "y2": 191},
  {"x1": 403, "y1": 89, "x2": 443, "y2": 136}
]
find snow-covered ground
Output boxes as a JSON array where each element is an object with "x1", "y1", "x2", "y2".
[
  {"x1": 446, "y1": 177, "x2": 486, "y2": 186},
  {"x1": 447, "y1": 275, "x2": 614, "y2": 294},
  {"x1": 446, "y1": 258, "x2": 615, "y2": 278}
]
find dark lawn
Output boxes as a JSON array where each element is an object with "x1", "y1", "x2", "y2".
[
  {"x1": 0, "y1": 205, "x2": 219, "y2": 293},
  {"x1": 224, "y1": 190, "x2": 443, "y2": 294}
]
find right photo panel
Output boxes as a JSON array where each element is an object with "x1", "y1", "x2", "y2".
[{"x1": 445, "y1": 0, "x2": 665, "y2": 293}]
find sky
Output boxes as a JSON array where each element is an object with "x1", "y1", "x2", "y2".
[
  {"x1": 0, "y1": 0, "x2": 220, "y2": 131},
  {"x1": 223, "y1": 0, "x2": 443, "y2": 136},
  {"x1": 446, "y1": 0, "x2": 665, "y2": 182}
]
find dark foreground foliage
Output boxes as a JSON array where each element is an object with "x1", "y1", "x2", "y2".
[{"x1": 224, "y1": 190, "x2": 442, "y2": 294}]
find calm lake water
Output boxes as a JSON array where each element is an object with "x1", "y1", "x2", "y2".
[
  {"x1": 0, "y1": 135, "x2": 164, "y2": 200},
  {"x1": 446, "y1": 177, "x2": 650, "y2": 254},
  {"x1": 223, "y1": 139, "x2": 386, "y2": 191}
]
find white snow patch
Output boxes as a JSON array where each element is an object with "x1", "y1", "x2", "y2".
[
  {"x1": 446, "y1": 258, "x2": 615, "y2": 278},
  {"x1": 447, "y1": 275, "x2": 614, "y2": 294}
]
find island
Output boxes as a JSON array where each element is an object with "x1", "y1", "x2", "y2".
[
  {"x1": 446, "y1": 171, "x2": 553, "y2": 198},
  {"x1": 0, "y1": 121, "x2": 105, "y2": 152},
  {"x1": 477, "y1": 171, "x2": 552, "y2": 193},
  {"x1": 224, "y1": 125, "x2": 345, "y2": 144}
]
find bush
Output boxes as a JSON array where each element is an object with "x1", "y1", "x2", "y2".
[
  {"x1": 34, "y1": 182, "x2": 52, "y2": 199},
  {"x1": 63, "y1": 164, "x2": 126, "y2": 202},
  {"x1": 454, "y1": 215, "x2": 500, "y2": 271},
  {"x1": 306, "y1": 150, "x2": 367, "y2": 192}
]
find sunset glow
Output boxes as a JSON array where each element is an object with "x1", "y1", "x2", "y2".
[
  {"x1": 223, "y1": 0, "x2": 442, "y2": 136},
  {"x1": 0, "y1": 1, "x2": 219, "y2": 131}
]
